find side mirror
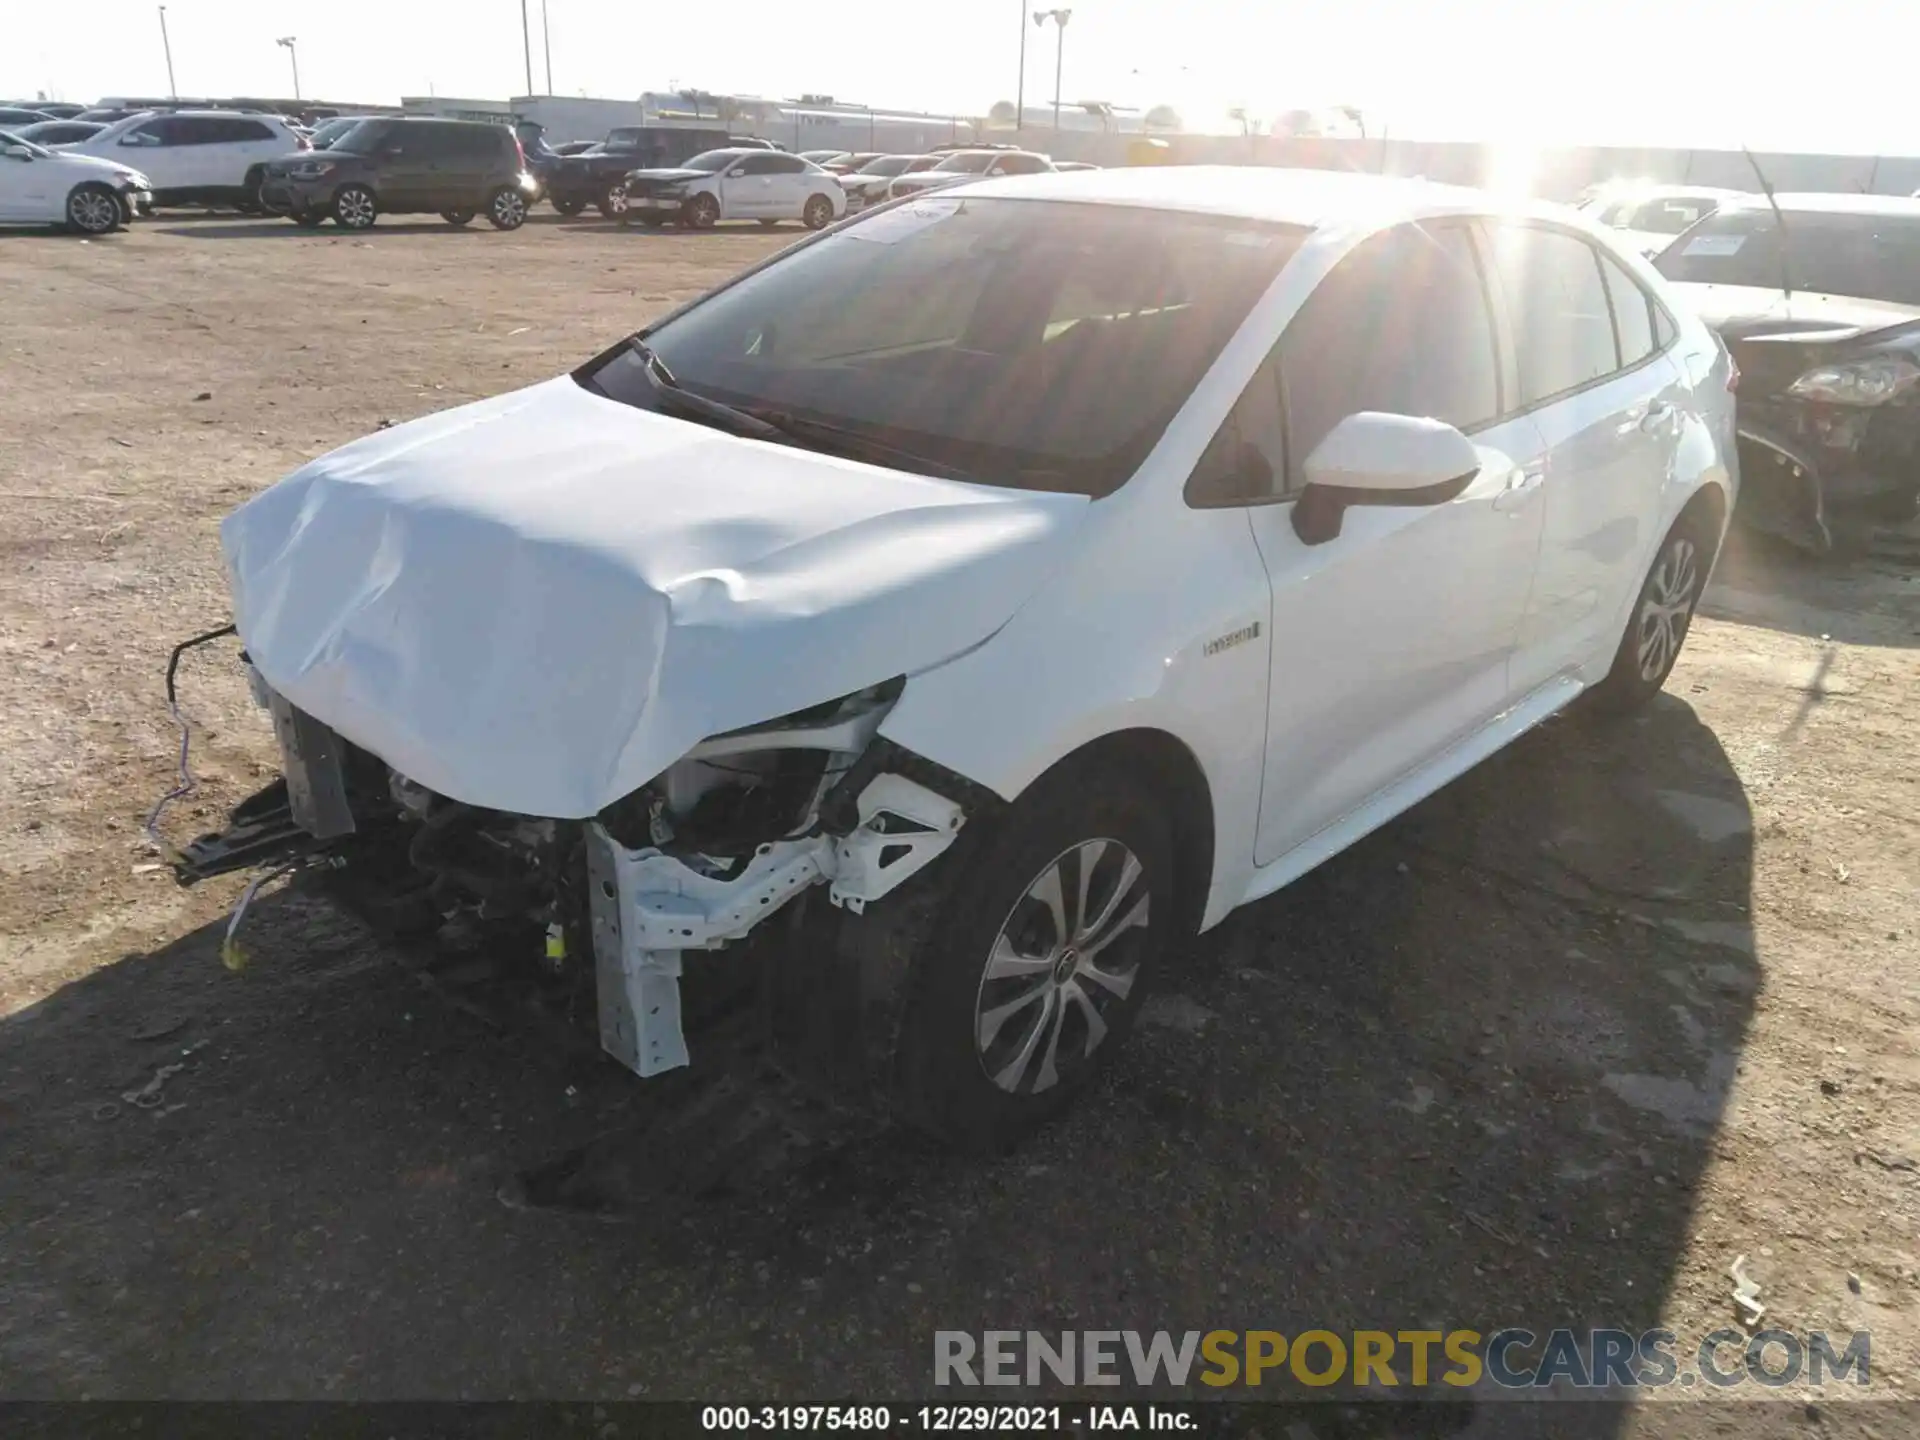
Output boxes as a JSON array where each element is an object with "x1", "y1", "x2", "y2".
[
  {"x1": 1, "y1": 143, "x2": 31, "y2": 160},
  {"x1": 1292, "y1": 412, "x2": 1480, "y2": 545}
]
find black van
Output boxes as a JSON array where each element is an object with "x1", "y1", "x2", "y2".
[{"x1": 259, "y1": 117, "x2": 537, "y2": 230}]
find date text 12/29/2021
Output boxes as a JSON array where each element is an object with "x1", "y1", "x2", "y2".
[{"x1": 701, "y1": 1406, "x2": 1196, "y2": 1431}]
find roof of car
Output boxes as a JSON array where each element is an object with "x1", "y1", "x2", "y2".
[
  {"x1": 953, "y1": 165, "x2": 1559, "y2": 229},
  {"x1": 1716, "y1": 191, "x2": 1920, "y2": 217}
]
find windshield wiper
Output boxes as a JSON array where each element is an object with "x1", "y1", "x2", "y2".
[
  {"x1": 623, "y1": 335, "x2": 784, "y2": 441},
  {"x1": 734, "y1": 407, "x2": 974, "y2": 481}
]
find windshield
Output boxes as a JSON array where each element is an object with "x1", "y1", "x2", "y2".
[
  {"x1": 680, "y1": 150, "x2": 738, "y2": 173},
  {"x1": 1655, "y1": 208, "x2": 1920, "y2": 305},
  {"x1": 328, "y1": 119, "x2": 393, "y2": 155},
  {"x1": 933, "y1": 152, "x2": 997, "y2": 174},
  {"x1": 0, "y1": 129, "x2": 53, "y2": 159},
  {"x1": 859, "y1": 156, "x2": 915, "y2": 177},
  {"x1": 1603, "y1": 195, "x2": 1719, "y2": 234},
  {"x1": 579, "y1": 197, "x2": 1306, "y2": 497},
  {"x1": 308, "y1": 118, "x2": 362, "y2": 149}
]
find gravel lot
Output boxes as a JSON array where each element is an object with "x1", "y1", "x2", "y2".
[{"x1": 2, "y1": 213, "x2": 1916, "y2": 1435}]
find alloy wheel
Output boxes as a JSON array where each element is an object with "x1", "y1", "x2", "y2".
[
  {"x1": 68, "y1": 187, "x2": 119, "y2": 234},
  {"x1": 973, "y1": 838, "x2": 1150, "y2": 1095},
  {"x1": 490, "y1": 190, "x2": 527, "y2": 229},
  {"x1": 334, "y1": 187, "x2": 375, "y2": 229},
  {"x1": 1636, "y1": 537, "x2": 1698, "y2": 682}
]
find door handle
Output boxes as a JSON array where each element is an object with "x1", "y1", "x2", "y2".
[
  {"x1": 1639, "y1": 400, "x2": 1676, "y2": 435},
  {"x1": 1492, "y1": 467, "x2": 1544, "y2": 512}
]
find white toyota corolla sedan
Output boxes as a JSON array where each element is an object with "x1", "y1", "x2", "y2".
[{"x1": 192, "y1": 167, "x2": 1737, "y2": 1152}]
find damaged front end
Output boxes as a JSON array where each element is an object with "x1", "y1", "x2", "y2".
[{"x1": 167, "y1": 655, "x2": 975, "y2": 1081}]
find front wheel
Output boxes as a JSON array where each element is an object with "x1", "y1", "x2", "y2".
[
  {"x1": 332, "y1": 184, "x2": 377, "y2": 230},
  {"x1": 441, "y1": 208, "x2": 475, "y2": 227},
  {"x1": 885, "y1": 767, "x2": 1170, "y2": 1152},
  {"x1": 486, "y1": 187, "x2": 527, "y2": 230},
  {"x1": 1587, "y1": 508, "x2": 1716, "y2": 714},
  {"x1": 682, "y1": 192, "x2": 720, "y2": 230},
  {"x1": 599, "y1": 182, "x2": 630, "y2": 223},
  {"x1": 801, "y1": 193, "x2": 835, "y2": 230},
  {"x1": 65, "y1": 182, "x2": 123, "y2": 235}
]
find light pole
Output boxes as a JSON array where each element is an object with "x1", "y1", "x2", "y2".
[
  {"x1": 157, "y1": 6, "x2": 177, "y2": 99},
  {"x1": 541, "y1": 0, "x2": 553, "y2": 93},
  {"x1": 1033, "y1": 10, "x2": 1071, "y2": 135},
  {"x1": 275, "y1": 37, "x2": 300, "y2": 101},
  {"x1": 519, "y1": 0, "x2": 533, "y2": 95}
]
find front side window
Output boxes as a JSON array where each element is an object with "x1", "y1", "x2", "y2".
[
  {"x1": 1, "y1": 130, "x2": 54, "y2": 159},
  {"x1": 581, "y1": 198, "x2": 1306, "y2": 497},
  {"x1": 1482, "y1": 224, "x2": 1622, "y2": 405},
  {"x1": 680, "y1": 150, "x2": 739, "y2": 173},
  {"x1": 1279, "y1": 223, "x2": 1502, "y2": 487},
  {"x1": 995, "y1": 154, "x2": 1049, "y2": 175},
  {"x1": 1654, "y1": 208, "x2": 1920, "y2": 306},
  {"x1": 120, "y1": 119, "x2": 170, "y2": 147},
  {"x1": 329, "y1": 119, "x2": 395, "y2": 154}
]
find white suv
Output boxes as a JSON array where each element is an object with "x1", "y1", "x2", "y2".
[
  {"x1": 189, "y1": 168, "x2": 1737, "y2": 1152},
  {"x1": 66, "y1": 110, "x2": 303, "y2": 211},
  {"x1": 0, "y1": 128, "x2": 151, "y2": 233}
]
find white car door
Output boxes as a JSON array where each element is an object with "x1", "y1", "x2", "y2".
[
  {"x1": 764, "y1": 154, "x2": 812, "y2": 218},
  {"x1": 0, "y1": 139, "x2": 47, "y2": 220},
  {"x1": 106, "y1": 116, "x2": 185, "y2": 190},
  {"x1": 718, "y1": 154, "x2": 769, "y2": 218},
  {"x1": 1478, "y1": 222, "x2": 1686, "y2": 694},
  {"x1": 1208, "y1": 221, "x2": 1547, "y2": 868}
]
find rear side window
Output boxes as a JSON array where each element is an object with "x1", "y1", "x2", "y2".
[
  {"x1": 1482, "y1": 224, "x2": 1622, "y2": 405},
  {"x1": 411, "y1": 125, "x2": 464, "y2": 158},
  {"x1": 1597, "y1": 251, "x2": 1657, "y2": 367},
  {"x1": 218, "y1": 118, "x2": 276, "y2": 143},
  {"x1": 1279, "y1": 222, "x2": 1502, "y2": 485},
  {"x1": 766, "y1": 153, "x2": 807, "y2": 174}
]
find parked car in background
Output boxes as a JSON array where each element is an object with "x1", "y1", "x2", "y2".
[
  {"x1": 18, "y1": 102, "x2": 85, "y2": 120},
  {"x1": 545, "y1": 127, "x2": 771, "y2": 217},
  {"x1": 0, "y1": 127, "x2": 151, "y2": 233},
  {"x1": 800, "y1": 150, "x2": 849, "y2": 167},
  {"x1": 306, "y1": 116, "x2": 378, "y2": 151},
  {"x1": 258, "y1": 116, "x2": 534, "y2": 231},
  {"x1": 0, "y1": 107, "x2": 53, "y2": 128},
  {"x1": 196, "y1": 168, "x2": 1734, "y2": 1152},
  {"x1": 614, "y1": 147, "x2": 845, "y2": 230},
  {"x1": 1054, "y1": 160, "x2": 1100, "y2": 172},
  {"x1": 1656, "y1": 192, "x2": 1920, "y2": 552},
  {"x1": 887, "y1": 148, "x2": 1053, "y2": 199},
  {"x1": 553, "y1": 140, "x2": 599, "y2": 157},
  {"x1": 1583, "y1": 184, "x2": 1748, "y2": 257},
  {"x1": 838, "y1": 153, "x2": 940, "y2": 209},
  {"x1": 74, "y1": 107, "x2": 146, "y2": 125},
  {"x1": 66, "y1": 110, "x2": 305, "y2": 210},
  {"x1": 824, "y1": 151, "x2": 883, "y2": 175},
  {"x1": 14, "y1": 120, "x2": 105, "y2": 147}
]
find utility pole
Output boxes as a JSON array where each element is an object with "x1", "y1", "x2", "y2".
[
  {"x1": 1014, "y1": 0, "x2": 1027, "y2": 132},
  {"x1": 519, "y1": 0, "x2": 533, "y2": 94},
  {"x1": 1033, "y1": 10, "x2": 1072, "y2": 135},
  {"x1": 276, "y1": 37, "x2": 300, "y2": 101},
  {"x1": 157, "y1": 6, "x2": 177, "y2": 99}
]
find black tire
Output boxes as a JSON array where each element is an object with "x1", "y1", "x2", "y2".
[
  {"x1": 683, "y1": 192, "x2": 720, "y2": 230},
  {"x1": 881, "y1": 763, "x2": 1172, "y2": 1152},
  {"x1": 441, "y1": 208, "x2": 476, "y2": 227},
  {"x1": 65, "y1": 182, "x2": 123, "y2": 235},
  {"x1": 290, "y1": 208, "x2": 326, "y2": 227},
  {"x1": 332, "y1": 184, "x2": 377, "y2": 230},
  {"x1": 552, "y1": 195, "x2": 584, "y2": 216},
  {"x1": 1587, "y1": 505, "x2": 1718, "y2": 715},
  {"x1": 486, "y1": 187, "x2": 528, "y2": 230},
  {"x1": 801, "y1": 193, "x2": 835, "y2": 230},
  {"x1": 237, "y1": 167, "x2": 266, "y2": 215},
  {"x1": 598, "y1": 182, "x2": 630, "y2": 223}
]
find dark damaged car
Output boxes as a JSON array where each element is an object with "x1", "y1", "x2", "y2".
[{"x1": 1654, "y1": 193, "x2": 1920, "y2": 552}]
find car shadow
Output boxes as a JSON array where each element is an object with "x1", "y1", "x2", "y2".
[
  {"x1": 1702, "y1": 519, "x2": 1920, "y2": 648},
  {"x1": 151, "y1": 220, "x2": 521, "y2": 240},
  {"x1": 0, "y1": 698, "x2": 1755, "y2": 1419}
]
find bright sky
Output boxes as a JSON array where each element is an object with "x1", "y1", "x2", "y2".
[{"x1": 6, "y1": 0, "x2": 1916, "y2": 154}]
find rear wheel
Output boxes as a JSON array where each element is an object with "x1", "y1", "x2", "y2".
[
  {"x1": 552, "y1": 195, "x2": 584, "y2": 217},
  {"x1": 683, "y1": 192, "x2": 720, "y2": 230},
  {"x1": 332, "y1": 185, "x2": 377, "y2": 230},
  {"x1": 1587, "y1": 506, "x2": 1717, "y2": 714},
  {"x1": 441, "y1": 208, "x2": 475, "y2": 227},
  {"x1": 237, "y1": 167, "x2": 266, "y2": 215},
  {"x1": 883, "y1": 766, "x2": 1170, "y2": 1152},
  {"x1": 599, "y1": 182, "x2": 630, "y2": 223},
  {"x1": 65, "y1": 183, "x2": 122, "y2": 235},
  {"x1": 802, "y1": 193, "x2": 835, "y2": 230},
  {"x1": 486, "y1": 187, "x2": 527, "y2": 230}
]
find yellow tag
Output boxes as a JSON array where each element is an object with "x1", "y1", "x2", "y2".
[
  {"x1": 544, "y1": 925, "x2": 566, "y2": 961},
  {"x1": 220, "y1": 937, "x2": 250, "y2": 973}
]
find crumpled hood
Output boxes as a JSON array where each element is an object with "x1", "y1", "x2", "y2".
[{"x1": 223, "y1": 376, "x2": 1089, "y2": 818}]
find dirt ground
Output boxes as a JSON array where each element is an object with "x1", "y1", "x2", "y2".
[{"x1": 2, "y1": 213, "x2": 1917, "y2": 1436}]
